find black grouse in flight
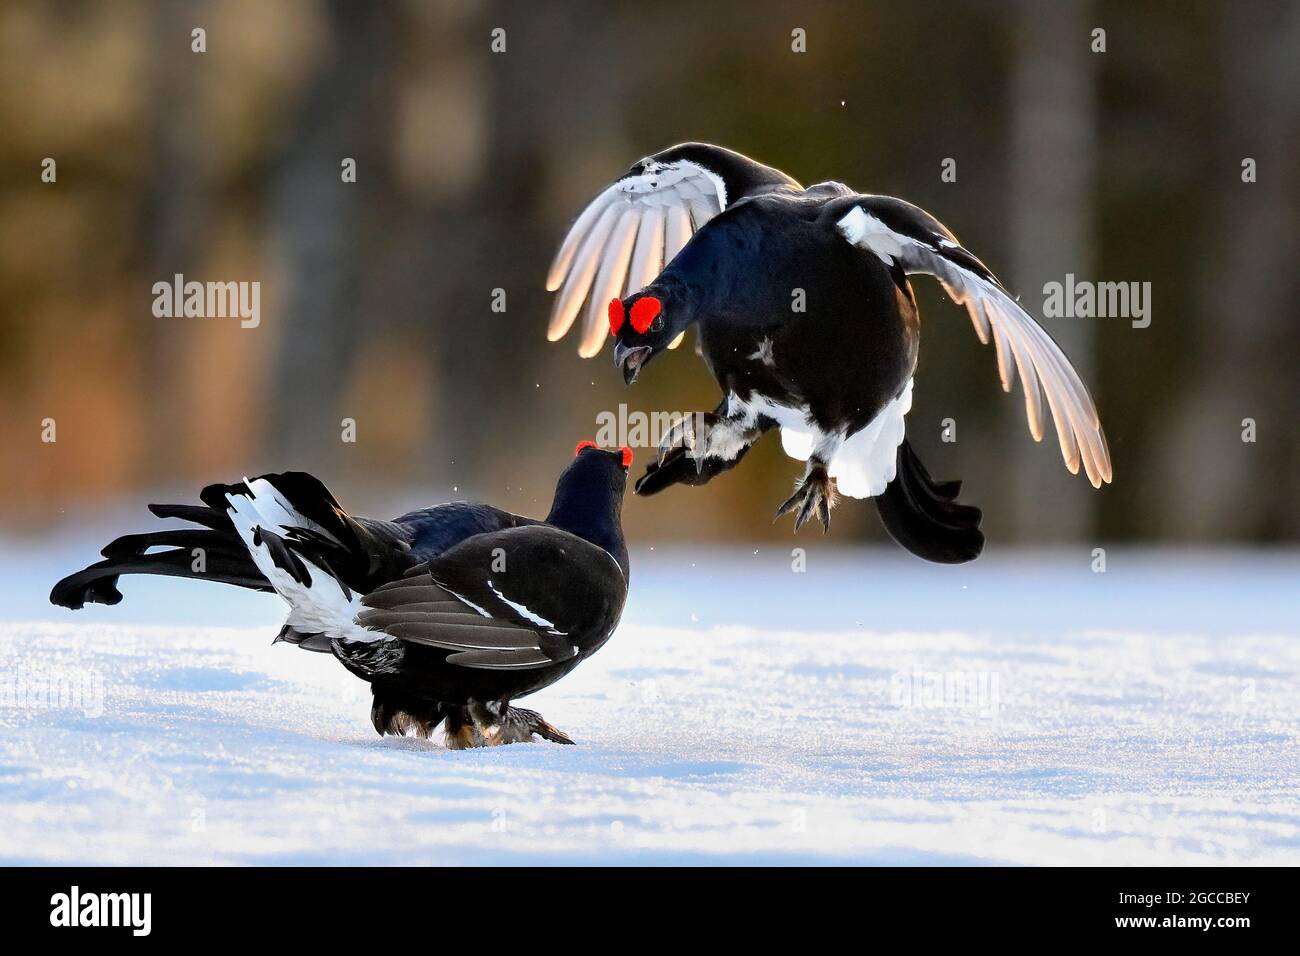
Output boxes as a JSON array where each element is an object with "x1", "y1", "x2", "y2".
[
  {"x1": 51, "y1": 442, "x2": 632, "y2": 748},
  {"x1": 546, "y1": 143, "x2": 1111, "y2": 559}
]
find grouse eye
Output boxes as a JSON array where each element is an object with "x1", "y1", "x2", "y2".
[{"x1": 650, "y1": 315, "x2": 664, "y2": 333}]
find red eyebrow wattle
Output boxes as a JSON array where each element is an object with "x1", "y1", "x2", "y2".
[
  {"x1": 630, "y1": 296, "x2": 661, "y2": 333},
  {"x1": 608, "y1": 298, "x2": 625, "y2": 335},
  {"x1": 574, "y1": 439, "x2": 598, "y2": 457}
]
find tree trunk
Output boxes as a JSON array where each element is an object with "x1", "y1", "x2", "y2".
[{"x1": 1005, "y1": 0, "x2": 1098, "y2": 542}]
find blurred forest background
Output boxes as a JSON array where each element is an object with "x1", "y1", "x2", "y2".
[{"x1": 1, "y1": 0, "x2": 1297, "y2": 546}]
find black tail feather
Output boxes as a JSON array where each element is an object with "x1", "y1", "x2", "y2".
[
  {"x1": 148, "y1": 502, "x2": 235, "y2": 532},
  {"x1": 51, "y1": 470, "x2": 414, "y2": 612},
  {"x1": 50, "y1": 505, "x2": 270, "y2": 610},
  {"x1": 99, "y1": 528, "x2": 239, "y2": 559},
  {"x1": 875, "y1": 439, "x2": 984, "y2": 564},
  {"x1": 50, "y1": 543, "x2": 270, "y2": 609}
]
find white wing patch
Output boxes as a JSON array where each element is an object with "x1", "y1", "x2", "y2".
[
  {"x1": 487, "y1": 581, "x2": 563, "y2": 634},
  {"x1": 547, "y1": 160, "x2": 726, "y2": 357},
  {"x1": 837, "y1": 207, "x2": 908, "y2": 265},
  {"x1": 440, "y1": 586, "x2": 492, "y2": 619},
  {"x1": 836, "y1": 205, "x2": 1112, "y2": 488}
]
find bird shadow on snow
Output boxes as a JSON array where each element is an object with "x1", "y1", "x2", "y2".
[{"x1": 352, "y1": 733, "x2": 757, "y2": 784}]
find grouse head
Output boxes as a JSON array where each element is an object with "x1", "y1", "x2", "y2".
[{"x1": 608, "y1": 282, "x2": 694, "y2": 385}]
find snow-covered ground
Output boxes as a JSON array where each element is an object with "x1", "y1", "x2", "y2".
[{"x1": 1, "y1": 543, "x2": 1297, "y2": 865}]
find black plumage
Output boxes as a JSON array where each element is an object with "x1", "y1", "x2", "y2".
[
  {"x1": 51, "y1": 444, "x2": 632, "y2": 748},
  {"x1": 547, "y1": 143, "x2": 1112, "y2": 554}
]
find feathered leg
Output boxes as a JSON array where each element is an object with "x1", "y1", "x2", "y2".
[{"x1": 635, "y1": 400, "x2": 775, "y2": 497}]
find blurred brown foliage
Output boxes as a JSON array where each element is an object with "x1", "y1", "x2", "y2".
[{"x1": 1, "y1": 0, "x2": 1297, "y2": 544}]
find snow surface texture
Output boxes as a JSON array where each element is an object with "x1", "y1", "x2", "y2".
[{"x1": 2, "y1": 546, "x2": 1298, "y2": 865}]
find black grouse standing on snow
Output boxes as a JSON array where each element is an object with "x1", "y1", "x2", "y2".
[
  {"x1": 545, "y1": 143, "x2": 1112, "y2": 558},
  {"x1": 51, "y1": 442, "x2": 633, "y2": 748}
]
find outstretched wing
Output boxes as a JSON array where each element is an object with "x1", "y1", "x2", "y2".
[
  {"x1": 835, "y1": 196, "x2": 1112, "y2": 488},
  {"x1": 546, "y1": 143, "x2": 801, "y2": 356},
  {"x1": 355, "y1": 525, "x2": 625, "y2": 670}
]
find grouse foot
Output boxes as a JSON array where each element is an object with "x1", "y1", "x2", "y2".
[
  {"x1": 444, "y1": 701, "x2": 576, "y2": 749},
  {"x1": 656, "y1": 410, "x2": 720, "y2": 470},
  {"x1": 774, "y1": 462, "x2": 838, "y2": 533}
]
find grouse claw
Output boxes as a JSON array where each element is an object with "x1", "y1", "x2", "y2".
[
  {"x1": 774, "y1": 466, "x2": 837, "y2": 533},
  {"x1": 658, "y1": 411, "x2": 715, "y2": 471}
]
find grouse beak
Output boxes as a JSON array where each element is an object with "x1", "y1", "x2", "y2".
[{"x1": 613, "y1": 342, "x2": 653, "y2": 385}]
